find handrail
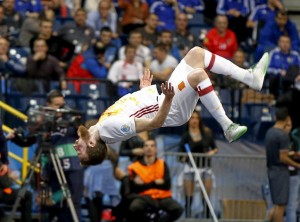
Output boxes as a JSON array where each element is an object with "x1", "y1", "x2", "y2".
[
  {"x1": 0, "y1": 101, "x2": 27, "y2": 121},
  {"x1": 0, "y1": 102, "x2": 32, "y2": 181}
]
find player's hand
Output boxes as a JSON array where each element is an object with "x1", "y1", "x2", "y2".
[
  {"x1": 161, "y1": 81, "x2": 175, "y2": 100},
  {"x1": 140, "y1": 69, "x2": 153, "y2": 89}
]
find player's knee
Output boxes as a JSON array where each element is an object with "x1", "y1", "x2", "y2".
[
  {"x1": 188, "y1": 68, "x2": 206, "y2": 82},
  {"x1": 188, "y1": 46, "x2": 205, "y2": 59}
]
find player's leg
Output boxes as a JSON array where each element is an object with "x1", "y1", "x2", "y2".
[
  {"x1": 187, "y1": 68, "x2": 247, "y2": 142},
  {"x1": 184, "y1": 47, "x2": 269, "y2": 91}
]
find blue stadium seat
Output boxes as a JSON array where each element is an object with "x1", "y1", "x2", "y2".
[
  {"x1": 80, "y1": 82, "x2": 109, "y2": 99},
  {"x1": 77, "y1": 99, "x2": 107, "y2": 120}
]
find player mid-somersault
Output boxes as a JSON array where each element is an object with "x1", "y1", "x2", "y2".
[{"x1": 74, "y1": 46, "x2": 269, "y2": 165}]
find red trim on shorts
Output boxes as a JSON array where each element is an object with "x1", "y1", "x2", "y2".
[
  {"x1": 197, "y1": 85, "x2": 214, "y2": 96},
  {"x1": 206, "y1": 53, "x2": 215, "y2": 71}
]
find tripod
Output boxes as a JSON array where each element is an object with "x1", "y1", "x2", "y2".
[{"x1": 8, "y1": 137, "x2": 79, "y2": 222}]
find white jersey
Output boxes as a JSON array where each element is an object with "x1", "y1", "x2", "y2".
[{"x1": 98, "y1": 60, "x2": 199, "y2": 144}]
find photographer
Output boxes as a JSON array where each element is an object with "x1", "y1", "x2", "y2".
[
  {"x1": 11, "y1": 89, "x2": 84, "y2": 221},
  {"x1": 42, "y1": 89, "x2": 84, "y2": 221},
  {"x1": 0, "y1": 120, "x2": 32, "y2": 222}
]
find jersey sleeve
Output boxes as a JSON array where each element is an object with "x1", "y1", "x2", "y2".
[{"x1": 97, "y1": 115, "x2": 136, "y2": 144}]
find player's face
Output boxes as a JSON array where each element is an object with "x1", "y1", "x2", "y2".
[{"x1": 74, "y1": 125, "x2": 90, "y2": 161}]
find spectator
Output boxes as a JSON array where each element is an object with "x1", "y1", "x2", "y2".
[
  {"x1": 203, "y1": 14, "x2": 238, "y2": 60},
  {"x1": 217, "y1": 0, "x2": 251, "y2": 43},
  {"x1": 256, "y1": 10, "x2": 300, "y2": 62},
  {"x1": 87, "y1": 0, "x2": 118, "y2": 38},
  {"x1": 150, "y1": 43, "x2": 178, "y2": 81},
  {"x1": 267, "y1": 35, "x2": 300, "y2": 98},
  {"x1": 119, "y1": 131, "x2": 154, "y2": 163},
  {"x1": 118, "y1": 30, "x2": 152, "y2": 67},
  {"x1": 66, "y1": 43, "x2": 108, "y2": 92},
  {"x1": 173, "y1": 13, "x2": 198, "y2": 57},
  {"x1": 118, "y1": 0, "x2": 149, "y2": 34},
  {"x1": 26, "y1": 38, "x2": 66, "y2": 91},
  {"x1": 2, "y1": 0, "x2": 24, "y2": 39},
  {"x1": 178, "y1": 110, "x2": 218, "y2": 218},
  {"x1": 85, "y1": 0, "x2": 117, "y2": 14},
  {"x1": 108, "y1": 44, "x2": 143, "y2": 97},
  {"x1": 246, "y1": 0, "x2": 284, "y2": 42},
  {"x1": 96, "y1": 26, "x2": 118, "y2": 69},
  {"x1": 18, "y1": 8, "x2": 55, "y2": 48},
  {"x1": 136, "y1": 13, "x2": 159, "y2": 48},
  {"x1": 29, "y1": 19, "x2": 75, "y2": 68},
  {"x1": 0, "y1": 37, "x2": 26, "y2": 77},
  {"x1": 178, "y1": 0, "x2": 204, "y2": 15},
  {"x1": 150, "y1": 0, "x2": 182, "y2": 32},
  {"x1": 265, "y1": 107, "x2": 299, "y2": 222},
  {"x1": 158, "y1": 29, "x2": 182, "y2": 61},
  {"x1": 0, "y1": 121, "x2": 33, "y2": 222},
  {"x1": 127, "y1": 138, "x2": 183, "y2": 222},
  {"x1": 57, "y1": 8, "x2": 95, "y2": 54}
]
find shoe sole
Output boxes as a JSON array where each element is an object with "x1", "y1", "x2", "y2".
[{"x1": 230, "y1": 126, "x2": 248, "y2": 143}]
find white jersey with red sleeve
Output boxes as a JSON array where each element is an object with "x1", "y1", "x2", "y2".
[{"x1": 97, "y1": 85, "x2": 159, "y2": 144}]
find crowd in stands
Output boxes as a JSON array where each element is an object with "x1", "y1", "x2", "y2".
[{"x1": 0, "y1": 0, "x2": 300, "y2": 221}]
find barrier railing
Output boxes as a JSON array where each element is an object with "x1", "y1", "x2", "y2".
[
  {"x1": 163, "y1": 152, "x2": 267, "y2": 221},
  {"x1": 0, "y1": 101, "x2": 39, "y2": 182}
]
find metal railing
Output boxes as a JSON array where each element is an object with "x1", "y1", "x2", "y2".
[{"x1": 164, "y1": 152, "x2": 267, "y2": 221}]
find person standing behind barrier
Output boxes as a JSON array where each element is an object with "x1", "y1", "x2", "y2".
[
  {"x1": 127, "y1": 138, "x2": 183, "y2": 222},
  {"x1": 265, "y1": 107, "x2": 300, "y2": 222},
  {"x1": 178, "y1": 109, "x2": 218, "y2": 218}
]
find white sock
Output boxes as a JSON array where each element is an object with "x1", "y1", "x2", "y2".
[
  {"x1": 197, "y1": 78, "x2": 232, "y2": 131},
  {"x1": 204, "y1": 50, "x2": 253, "y2": 85}
]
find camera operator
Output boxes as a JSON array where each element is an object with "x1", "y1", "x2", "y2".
[
  {"x1": 10, "y1": 89, "x2": 84, "y2": 221},
  {"x1": 42, "y1": 89, "x2": 84, "y2": 221},
  {"x1": 0, "y1": 120, "x2": 32, "y2": 222}
]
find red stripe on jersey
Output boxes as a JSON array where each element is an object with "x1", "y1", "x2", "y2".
[
  {"x1": 130, "y1": 104, "x2": 159, "y2": 117},
  {"x1": 197, "y1": 85, "x2": 214, "y2": 96},
  {"x1": 135, "y1": 105, "x2": 159, "y2": 118}
]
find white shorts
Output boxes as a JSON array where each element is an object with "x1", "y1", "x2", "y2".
[{"x1": 160, "y1": 59, "x2": 199, "y2": 127}]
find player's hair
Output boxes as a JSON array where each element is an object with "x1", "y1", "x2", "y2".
[
  {"x1": 275, "y1": 107, "x2": 289, "y2": 121},
  {"x1": 80, "y1": 139, "x2": 108, "y2": 165}
]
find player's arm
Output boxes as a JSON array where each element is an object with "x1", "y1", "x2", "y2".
[{"x1": 135, "y1": 82, "x2": 174, "y2": 133}]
